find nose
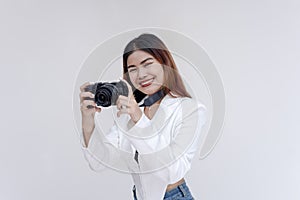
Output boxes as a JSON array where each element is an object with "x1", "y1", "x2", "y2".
[{"x1": 138, "y1": 67, "x2": 147, "y2": 80}]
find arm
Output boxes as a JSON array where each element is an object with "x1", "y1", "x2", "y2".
[
  {"x1": 80, "y1": 119, "x2": 116, "y2": 172},
  {"x1": 79, "y1": 82, "x2": 139, "y2": 172},
  {"x1": 80, "y1": 114, "x2": 140, "y2": 173}
]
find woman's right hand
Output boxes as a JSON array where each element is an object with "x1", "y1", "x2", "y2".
[
  {"x1": 80, "y1": 82, "x2": 101, "y2": 117},
  {"x1": 80, "y1": 82, "x2": 101, "y2": 143}
]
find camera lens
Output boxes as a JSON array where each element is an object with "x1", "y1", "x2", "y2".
[
  {"x1": 96, "y1": 89, "x2": 111, "y2": 106},
  {"x1": 95, "y1": 84, "x2": 119, "y2": 107},
  {"x1": 93, "y1": 80, "x2": 129, "y2": 107}
]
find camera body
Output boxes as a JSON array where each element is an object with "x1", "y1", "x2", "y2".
[{"x1": 84, "y1": 80, "x2": 129, "y2": 107}]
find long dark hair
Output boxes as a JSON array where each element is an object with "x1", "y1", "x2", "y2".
[{"x1": 123, "y1": 33, "x2": 191, "y2": 102}]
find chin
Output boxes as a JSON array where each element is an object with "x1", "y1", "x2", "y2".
[
  {"x1": 144, "y1": 89, "x2": 160, "y2": 96},
  {"x1": 135, "y1": 84, "x2": 162, "y2": 95}
]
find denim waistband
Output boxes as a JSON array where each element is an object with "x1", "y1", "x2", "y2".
[
  {"x1": 164, "y1": 181, "x2": 189, "y2": 198},
  {"x1": 132, "y1": 181, "x2": 193, "y2": 200}
]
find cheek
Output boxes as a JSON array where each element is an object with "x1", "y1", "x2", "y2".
[
  {"x1": 152, "y1": 64, "x2": 164, "y2": 74},
  {"x1": 159, "y1": 72, "x2": 165, "y2": 84},
  {"x1": 156, "y1": 66, "x2": 165, "y2": 82},
  {"x1": 129, "y1": 73, "x2": 138, "y2": 86}
]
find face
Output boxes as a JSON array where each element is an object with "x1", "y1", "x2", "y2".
[{"x1": 127, "y1": 50, "x2": 164, "y2": 96}]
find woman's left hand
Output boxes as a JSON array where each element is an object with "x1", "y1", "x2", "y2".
[{"x1": 116, "y1": 77, "x2": 142, "y2": 123}]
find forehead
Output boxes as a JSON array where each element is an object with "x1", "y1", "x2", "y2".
[{"x1": 127, "y1": 50, "x2": 154, "y2": 65}]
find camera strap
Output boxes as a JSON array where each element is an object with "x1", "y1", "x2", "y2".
[
  {"x1": 135, "y1": 89, "x2": 166, "y2": 163},
  {"x1": 138, "y1": 89, "x2": 166, "y2": 107}
]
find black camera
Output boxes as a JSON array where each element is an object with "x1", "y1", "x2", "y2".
[{"x1": 84, "y1": 80, "x2": 129, "y2": 107}]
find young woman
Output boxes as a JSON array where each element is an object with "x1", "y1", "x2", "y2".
[{"x1": 79, "y1": 33, "x2": 207, "y2": 200}]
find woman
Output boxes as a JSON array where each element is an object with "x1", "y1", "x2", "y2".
[{"x1": 79, "y1": 33, "x2": 207, "y2": 200}]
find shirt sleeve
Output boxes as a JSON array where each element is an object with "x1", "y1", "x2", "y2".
[
  {"x1": 80, "y1": 123, "x2": 116, "y2": 172},
  {"x1": 122, "y1": 98, "x2": 207, "y2": 182},
  {"x1": 80, "y1": 115, "x2": 139, "y2": 172}
]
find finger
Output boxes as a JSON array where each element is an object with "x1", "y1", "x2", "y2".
[
  {"x1": 118, "y1": 95, "x2": 132, "y2": 106},
  {"x1": 117, "y1": 109, "x2": 127, "y2": 117},
  {"x1": 79, "y1": 92, "x2": 95, "y2": 102},
  {"x1": 116, "y1": 99, "x2": 131, "y2": 110},
  {"x1": 116, "y1": 95, "x2": 129, "y2": 106},
  {"x1": 117, "y1": 96, "x2": 130, "y2": 103},
  {"x1": 118, "y1": 95, "x2": 129, "y2": 100},
  {"x1": 81, "y1": 100, "x2": 96, "y2": 110},
  {"x1": 116, "y1": 95, "x2": 121, "y2": 106},
  {"x1": 80, "y1": 82, "x2": 94, "y2": 92},
  {"x1": 117, "y1": 103, "x2": 128, "y2": 111}
]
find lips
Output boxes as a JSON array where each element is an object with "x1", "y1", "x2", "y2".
[{"x1": 140, "y1": 78, "x2": 154, "y2": 87}]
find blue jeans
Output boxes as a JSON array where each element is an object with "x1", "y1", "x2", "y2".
[{"x1": 132, "y1": 182, "x2": 195, "y2": 200}]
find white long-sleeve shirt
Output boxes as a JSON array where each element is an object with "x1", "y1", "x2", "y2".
[{"x1": 80, "y1": 93, "x2": 207, "y2": 200}]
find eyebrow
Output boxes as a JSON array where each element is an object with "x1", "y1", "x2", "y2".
[{"x1": 127, "y1": 57, "x2": 153, "y2": 69}]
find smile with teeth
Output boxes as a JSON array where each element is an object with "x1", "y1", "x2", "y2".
[{"x1": 140, "y1": 78, "x2": 154, "y2": 87}]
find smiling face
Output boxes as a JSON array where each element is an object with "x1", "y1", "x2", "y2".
[{"x1": 126, "y1": 50, "x2": 165, "y2": 96}]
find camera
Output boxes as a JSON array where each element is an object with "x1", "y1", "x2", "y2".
[{"x1": 84, "y1": 80, "x2": 129, "y2": 107}]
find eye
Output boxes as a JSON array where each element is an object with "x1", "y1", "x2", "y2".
[
  {"x1": 129, "y1": 68, "x2": 137, "y2": 73},
  {"x1": 144, "y1": 62, "x2": 153, "y2": 67}
]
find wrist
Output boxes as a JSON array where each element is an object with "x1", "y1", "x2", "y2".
[
  {"x1": 130, "y1": 109, "x2": 142, "y2": 124},
  {"x1": 82, "y1": 124, "x2": 95, "y2": 135}
]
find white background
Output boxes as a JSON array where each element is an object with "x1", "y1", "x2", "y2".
[{"x1": 1, "y1": 0, "x2": 299, "y2": 200}]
